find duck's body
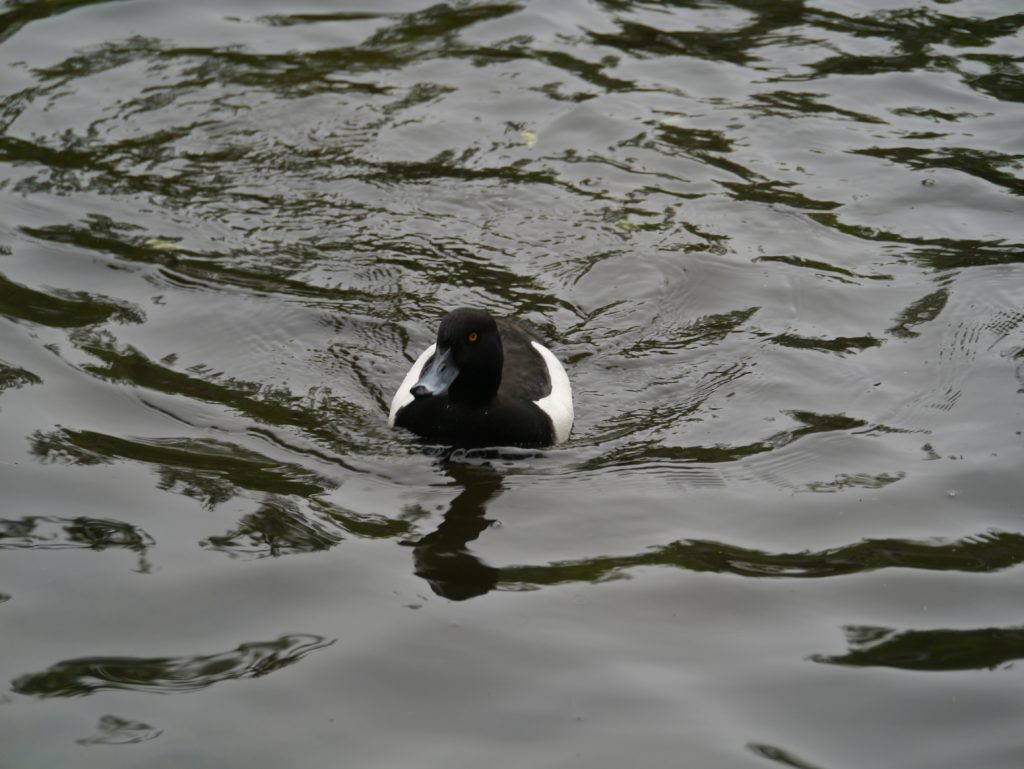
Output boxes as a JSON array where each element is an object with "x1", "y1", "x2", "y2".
[{"x1": 389, "y1": 309, "x2": 573, "y2": 448}]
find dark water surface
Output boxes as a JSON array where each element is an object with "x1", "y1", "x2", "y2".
[{"x1": 2, "y1": 0, "x2": 1023, "y2": 766}]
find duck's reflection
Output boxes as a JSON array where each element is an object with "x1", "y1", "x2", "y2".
[{"x1": 407, "y1": 454, "x2": 509, "y2": 601}]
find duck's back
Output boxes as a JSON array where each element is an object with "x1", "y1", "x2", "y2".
[{"x1": 495, "y1": 317, "x2": 551, "y2": 403}]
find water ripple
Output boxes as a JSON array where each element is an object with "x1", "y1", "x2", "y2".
[
  {"x1": 814, "y1": 624, "x2": 1024, "y2": 672},
  {"x1": 0, "y1": 515, "x2": 154, "y2": 552},
  {"x1": 499, "y1": 529, "x2": 1024, "y2": 588},
  {"x1": 12, "y1": 634, "x2": 334, "y2": 698}
]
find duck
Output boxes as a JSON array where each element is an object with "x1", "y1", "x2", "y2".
[{"x1": 389, "y1": 308, "x2": 573, "y2": 448}]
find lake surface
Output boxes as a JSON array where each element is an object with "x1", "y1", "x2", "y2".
[{"x1": 1, "y1": 0, "x2": 1023, "y2": 766}]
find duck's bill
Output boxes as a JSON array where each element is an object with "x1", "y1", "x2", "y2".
[{"x1": 411, "y1": 346, "x2": 458, "y2": 399}]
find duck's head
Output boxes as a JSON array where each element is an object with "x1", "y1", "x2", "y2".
[{"x1": 411, "y1": 308, "x2": 503, "y2": 404}]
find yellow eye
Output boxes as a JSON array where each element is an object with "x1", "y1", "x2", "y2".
[{"x1": 468, "y1": 331, "x2": 478, "y2": 343}]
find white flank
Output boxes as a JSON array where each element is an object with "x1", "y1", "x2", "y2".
[
  {"x1": 388, "y1": 343, "x2": 436, "y2": 427},
  {"x1": 531, "y1": 341, "x2": 574, "y2": 444}
]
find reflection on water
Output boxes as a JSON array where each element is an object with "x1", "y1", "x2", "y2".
[
  {"x1": 0, "y1": 361, "x2": 41, "y2": 394},
  {"x1": 76, "y1": 714, "x2": 163, "y2": 746},
  {"x1": 29, "y1": 427, "x2": 408, "y2": 556},
  {"x1": 12, "y1": 633, "x2": 334, "y2": 698},
  {"x1": 498, "y1": 529, "x2": 1024, "y2": 587},
  {"x1": 203, "y1": 496, "x2": 344, "y2": 558},
  {"x1": 814, "y1": 625, "x2": 1024, "y2": 672},
  {"x1": 0, "y1": 0, "x2": 120, "y2": 44},
  {"x1": 0, "y1": 515, "x2": 154, "y2": 553},
  {"x1": 0, "y1": 272, "x2": 144, "y2": 328},
  {"x1": 31, "y1": 428, "x2": 337, "y2": 498},
  {"x1": 747, "y1": 742, "x2": 828, "y2": 769},
  {"x1": 405, "y1": 458, "x2": 506, "y2": 601}
]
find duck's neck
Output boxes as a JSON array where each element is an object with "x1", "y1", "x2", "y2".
[{"x1": 450, "y1": 362, "x2": 502, "y2": 405}]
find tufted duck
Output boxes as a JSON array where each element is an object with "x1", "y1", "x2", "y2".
[{"x1": 389, "y1": 308, "x2": 573, "y2": 447}]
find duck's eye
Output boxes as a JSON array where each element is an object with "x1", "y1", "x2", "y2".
[{"x1": 467, "y1": 331, "x2": 478, "y2": 343}]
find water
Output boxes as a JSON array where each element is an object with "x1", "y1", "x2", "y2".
[{"x1": 1, "y1": 0, "x2": 1023, "y2": 766}]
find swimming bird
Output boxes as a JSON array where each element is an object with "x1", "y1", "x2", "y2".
[{"x1": 389, "y1": 308, "x2": 573, "y2": 448}]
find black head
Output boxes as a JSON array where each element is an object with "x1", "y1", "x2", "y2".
[{"x1": 411, "y1": 308, "x2": 503, "y2": 404}]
